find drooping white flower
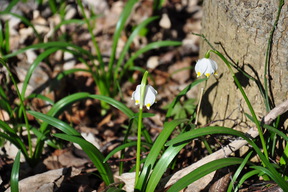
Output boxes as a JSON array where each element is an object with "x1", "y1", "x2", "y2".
[
  {"x1": 131, "y1": 84, "x2": 157, "y2": 110},
  {"x1": 195, "y1": 58, "x2": 218, "y2": 78}
]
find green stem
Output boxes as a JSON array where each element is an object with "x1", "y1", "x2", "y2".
[
  {"x1": 208, "y1": 50, "x2": 269, "y2": 160},
  {"x1": 135, "y1": 71, "x2": 149, "y2": 185},
  {"x1": 135, "y1": 108, "x2": 143, "y2": 184},
  {"x1": 263, "y1": 0, "x2": 284, "y2": 112}
]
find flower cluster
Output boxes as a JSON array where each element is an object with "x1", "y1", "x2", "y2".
[
  {"x1": 195, "y1": 58, "x2": 218, "y2": 78},
  {"x1": 131, "y1": 84, "x2": 157, "y2": 110}
]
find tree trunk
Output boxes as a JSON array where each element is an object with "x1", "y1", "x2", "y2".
[{"x1": 198, "y1": 0, "x2": 288, "y2": 129}]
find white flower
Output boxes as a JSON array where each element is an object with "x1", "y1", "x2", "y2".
[
  {"x1": 195, "y1": 58, "x2": 218, "y2": 78},
  {"x1": 131, "y1": 84, "x2": 157, "y2": 110}
]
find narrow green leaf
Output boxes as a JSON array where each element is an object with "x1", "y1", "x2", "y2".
[
  {"x1": 21, "y1": 48, "x2": 62, "y2": 98},
  {"x1": 89, "y1": 95, "x2": 134, "y2": 118},
  {"x1": 0, "y1": 86, "x2": 13, "y2": 115},
  {"x1": 236, "y1": 170, "x2": 261, "y2": 191},
  {"x1": 10, "y1": 150, "x2": 21, "y2": 192},
  {"x1": 48, "y1": 0, "x2": 57, "y2": 14},
  {"x1": 28, "y1": 111, "x2": 80, "y2": 136},
  {"x1": 4, "y1": 0, "x2": 19, "y2": 12},
  {"x1": 0, "y1": 121, "x2": 29, "y2": 159},
  {"x1": 227, "y1": 151, "x2": 253, "y2": 192},
  {"x1": 245, "y1": 113, "x2": 288, "y2": 141},
  {"x1": 167, "y1": 158, "x2": 245, "y2": 192},
  {"x1": 54, "y1": 133, "x2": 114, "y2": 185},
  {"x1": 31, "y1": 128, "x2": 59, "y2": 149},
  {"x1": 146, "y1": 142, "x2": 188, "y2": 192},
  {"x1": 136, "y1": 118, "x2": 188, "y2": 190},
  {"x1": 32, "y1": 93, "x2": 134, "y2": 161},
  {"x1": 52, "y1": 19, "x2": 85, "y2": 34},
  {"x1": 4, "y1": 21, "x2": 10, "y2": 53},
  {"x1": 104, "y1": 141, "x2": 152, "y2": 163},
  {"x1": 27, "y1": 94, "x2": 54, "y2": 105},
  {"x1": 3, "y1": 42, "x2": 93, "y2": 60}
]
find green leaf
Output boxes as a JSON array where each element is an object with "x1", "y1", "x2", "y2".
[
  {"x1": 27, "y1": 93, "x2": 55, "y2": 105},
  {"x1": 10, "y1": 150, "x2": 21, "y2": 192},
  {"x1": 32, "y1": 93, "x2": 134, "y2": 162},
  {"x1": 52, "y1": 19, "x2": 85, "y2": 35},
  {"x1": 135, "y1": 118, "x2": 188, "y2": 190},
  {"x1": 227, "y1": 151, "x2": 253, "y2": 192},
  {"x1": 4, "y1": 0, "x2": 19, "y2": 12},
  {"x1": 167, "y1": 158, "x2": 245, "y2": 192},
  {"x1": 236, "y1": 170, "x2": 261, "y2": 191},
  {"x1": 245, "y1": 113, "x2": 288, "y2": 141},
  {"x1": 28, "y1": 111, "x2": 80, "y2": 136},
  {"x1": 4, "y1": 21, "x2": 10, "y2": 53},
  {"x1": 145, "y1": 142, "x2": 188, "y2": 192},
  {"x1": 54, "y1": 133, "x2": 114, "y2": 185},
  {"x1": 0, "y1": 121, "x2": 29, "y2": 159},
  {"x1": 89, "y1": 94, "x2": 134, "y2": 118},
  {"x1": 3, "y1": 42, "x2": 93, "y2": 60}
]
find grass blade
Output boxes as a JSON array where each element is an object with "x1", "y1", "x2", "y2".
[{"x1": 10, "y1": 150, "x2": 21, "y2": 192}]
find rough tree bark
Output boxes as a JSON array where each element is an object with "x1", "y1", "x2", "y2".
[{"x1": 198, "y1": 0, "x2": 288, "y2": 129}]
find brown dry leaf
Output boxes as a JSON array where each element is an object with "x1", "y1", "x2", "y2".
[
  {"x1": 5, "y1": 167, "x2": 81, "y2": 192},
  {"x1": 43, "y1": 149, "x2": 89, "y2": 170},
  {"x1": 114, "y1": 172, "x2": 135, "y2": 192}
]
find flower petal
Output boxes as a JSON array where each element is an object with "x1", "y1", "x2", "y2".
[
  {"x1": 195, "y1": 58, "x2": 218, "y2": 78},
  {"x1": 131, "y1": 84, "x2": 157, "y2": 110},
  {"x1": 195, "y1": 58, "x2": 208, "y2": 77},
  {"x1": 144, "y1": 85, "x2": 157, "y2": 109}
]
